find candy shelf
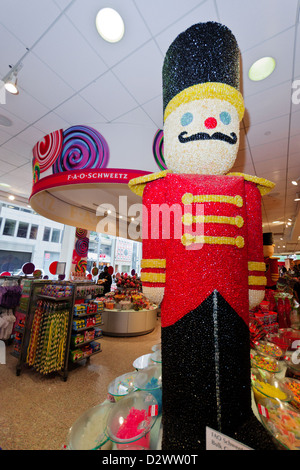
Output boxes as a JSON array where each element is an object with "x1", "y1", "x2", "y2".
[
  {"x1": 69, "y1": 282, "x2": 103, "y2": 364},
  {"x1": 15, "y1": 280, "x2": 105, "y2": 380},
  {"x1": 15, "y1": 280, "x2": 75, "y2": 381}
]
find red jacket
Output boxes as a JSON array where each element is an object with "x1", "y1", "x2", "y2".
[{"x1": 130, "y1": 171, "x2": 274, "y2": 328}]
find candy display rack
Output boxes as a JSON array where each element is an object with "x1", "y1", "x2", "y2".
[
  {"x1": 11, "y1": 278, "x2": 35, "y2": 359},
  {"x1": 15, "y1": 280, "x2": 105, "y2": 380},
  {"x1": 15, "y1": 280, "x2": 75, "y2": 381},
  {"x1": 69, "y1": 282, "x2": 104, "y2": 364}
]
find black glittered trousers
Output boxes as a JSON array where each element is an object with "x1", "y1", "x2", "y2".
[{"x1": 161, "y1": 290, "x2": 277, "y2": 450}]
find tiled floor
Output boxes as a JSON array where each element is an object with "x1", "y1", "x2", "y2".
[{"x1": 0, "y1": 318, "x2": 161, "y2": 450}]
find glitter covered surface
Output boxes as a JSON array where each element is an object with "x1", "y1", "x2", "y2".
[
  {"x1": 162, "y1": 22, "x2": 242, "y2": 115},
  {"x1": 141, "y1": 172, "x2": 268, "y2": 328},
  {"x1": 129, "y1": 21, "x2": 277, "y2": 450},
  {"x1": 161, "y1": 292, "x2": 276, "y2": 450},
  {"x1": 163, "y1": 98, "x2": 240, "y2": 175}
]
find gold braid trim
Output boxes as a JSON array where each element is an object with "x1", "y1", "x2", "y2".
[
  {"x1": 141, "y1": 272, "x2": 166, "y2": 283},
  {"x1": 182, "y1": 214, "x2": 244, "y2": 228},
  {"x1": 227, "y1": 172, "x2": 275, "y2": 196},
  {"x1": 164, "y1": 82, "x2": 245, "y2": 122},
  {"x1": 248, "y1": 261, "x2": 266, "y2": 271},
  {"x1": 182, "y1": 193, "x2": 243, "y2": 207},
  {"x1": 248, "y1": 276, "x2": 267, "y2": 286},
  {"x1": 181, "y1": 234, "x2": 244, "y2": 248},
  {"x1": 141, "y1": 259, "x2": 166, "y2": 269},
  {"x1": 128, "y1": 170, "x2": 170, "y2": 196}
]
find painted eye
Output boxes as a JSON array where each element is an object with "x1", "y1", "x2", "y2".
[
  {"x1": 181, "y1": 112, "x2": 193, "y2": 126},
  {"x1": 219, "y1": 111, "x2": 231, "y2": 125}
]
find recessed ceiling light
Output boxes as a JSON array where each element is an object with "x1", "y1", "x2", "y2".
[
  {"x1": 8, "y1": 195, "x2": 15, "y2": 200},
  {"x1": 95, "y1": 8, "x2": 125, "y2": 43},
  {"x1": 248, "y1": 57, "x2": 276, "y2": 81},
  {"x1": 292, "y1": 180, "x2": 298, "y2": 185}
]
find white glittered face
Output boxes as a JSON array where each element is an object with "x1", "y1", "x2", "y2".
[{"x1": 163, "y1": 98, "x2": 239, "y2": 175}]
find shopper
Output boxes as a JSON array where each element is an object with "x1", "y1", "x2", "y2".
[{"x1": 98, "y1": 266, "x2": 112, "y2": 294}]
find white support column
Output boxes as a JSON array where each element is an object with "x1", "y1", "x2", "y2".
[{"x1": 59, "y1": 225, "x2": 76, "y2": 279}]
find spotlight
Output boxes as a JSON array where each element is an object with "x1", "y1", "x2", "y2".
[{"x1": 5, "y1": 72, "x2": 19, "y2": 95}]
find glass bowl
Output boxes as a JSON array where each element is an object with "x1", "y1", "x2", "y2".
[
  {"x1": 107, "y1": 371, "x2": 138, "y2": 402},
  {"x1": 258, "y1": 398, "x2": 300, "y2": 450},
  {"x1": 133, "y1": 364, "x2": 162, "y2": 414},
  {"x1": 150, "y1": 349, "x2": 161, "y2": 364},
  {"x1": 67, "y1": 402, "x2": 113, "y2": 450},
  {"x1": 251, "y1": 367, "x2": 293, "y2": 405},
  {"x1": 284, "y1": 352, "x2": 300, "y2": 378},
  {"x1": 253, "y1": 340, "x2": 284, "y2": 359},
  {"x1": 282, "y1": 377, "x2": 300, "y2": 410},
  {"x1": 266, "y1": 333, "x2": 290, "y2": 353},
  {"x1": 250, "y1": 350, "x2": 283, "y2": 373},
  {"x1": 106, "y1": 391, "x2": 158, "y2": 450},
  {"x1": 278, "y1": 328, "x2": 300, "y2": 350},
  {"x1": 151, "y1": 343, "x2": 161, "y2": 352},
  {"x1": 133, "y1": 353, "x2": 153, "y2": 370}
]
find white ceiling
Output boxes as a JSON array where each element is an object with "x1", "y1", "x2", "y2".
[{"x1": 0, "y1": 0, "x2": 300, "y2": 254}]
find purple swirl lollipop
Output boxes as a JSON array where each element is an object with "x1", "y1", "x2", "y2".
[
  {"x1": 53, "y1": 125, "x2": 109, "y2": 173},
  {"x1": 75, "y1": 237, "x2": 89, "y2": 257}
]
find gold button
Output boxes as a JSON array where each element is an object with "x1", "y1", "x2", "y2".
[
  {"x1": 234, "y1": 196, "x2": 243, "y2": 207},
  {"x1": 181, "y1": 233, "x2": 194, "y2": 246},
  {"x1": 235, "y1": 216, "x2": 244, "y2": 228},
  {"x1": 182, "y1": 193, "x2": 193, "y2": 205},
  {"x1": 236, "y1": 236, "x2": 244, "y2": 248}
]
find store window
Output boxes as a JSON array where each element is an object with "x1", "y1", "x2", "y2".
[
  {"x1": 0, "y1": 249, "x2": 31, "y2": 273},
  {"x1": 29, "y1": 224, "x2": 38, "y2": 240},
  {"x1": 3, "y1": 219, "x2": 16, "y2": 236},
  {"x1": 17, "y1": 222, "x2": 29, "y2": 238},
  {"x1": 43, "y1": 226, "x2": 51, "y2": 241},
  {"x1": 51, "y1": 228, "x2": 61, "y2": 243}
]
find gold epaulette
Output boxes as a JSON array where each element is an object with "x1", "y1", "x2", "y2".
[
  {"x1": 227, "y1": 172, "x2": 275, "y2": 196},
  {"x1": 128, "y1": 170, "x2": 170, "y2": 196}
]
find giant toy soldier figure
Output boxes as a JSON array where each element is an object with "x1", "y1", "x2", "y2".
[{"x1": 130, "y1": 22, "x2": 277, "y2": 450}]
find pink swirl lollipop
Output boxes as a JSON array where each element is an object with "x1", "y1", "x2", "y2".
[
  {"x1": 152, "y1": 129, "x2": 167, "y2": 170},
  {"x1": 75, "y1": 237, "x2": 89, "y2": 257},
  {"x1": 53, "y1": 125, "x2": 109, "y2": 173},
  {"x1": 32, "y1": 129, "x2": 63, "y2": 172}
]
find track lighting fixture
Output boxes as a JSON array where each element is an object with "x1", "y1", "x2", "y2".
[
  {"x1": 5, "y1": 71, "x2": 19, "y2": 95},
  {"x1": 3, "y1": 63, "x2": 23, "y2": 95}
]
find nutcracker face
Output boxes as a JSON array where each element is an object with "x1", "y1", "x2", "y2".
[{"x1": 164, "y1": 98, "x2": 239, "y2": 175}]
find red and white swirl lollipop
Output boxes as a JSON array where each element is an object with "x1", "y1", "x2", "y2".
[{"x1": 32, "y1": 129, "x2": 63, "y2": 172}]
